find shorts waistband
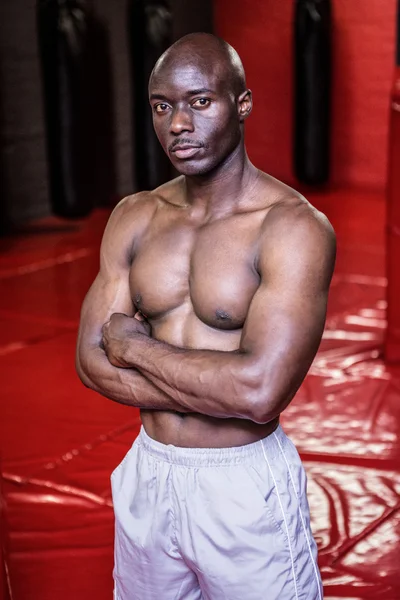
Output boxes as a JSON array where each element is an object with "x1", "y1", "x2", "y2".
[{"x1": 137, "y1": 424, "x2": 286, "y2": 467}]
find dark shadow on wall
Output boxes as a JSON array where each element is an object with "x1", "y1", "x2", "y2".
[
  {"x1": 84, "y1": 11, "x2": 117, "y2": 208},
  {"x1": 0, "y1": 81, "x2": 10, "y2": 236},
  {"x1": 330, "y1": 18, "x2": 354, "y2": 189},
  {"x1": 171, "y1": 0, "x2": 213, "y2": 40},
  {"x1": 126, "y1": 0, "x2": 213, "y2": 192},
  {"x1": 127, "y1": 0, "x2": 173, "y2": 192},
  {"x1": 37, "y1": 0, "x2": 117, "y2": 219}
]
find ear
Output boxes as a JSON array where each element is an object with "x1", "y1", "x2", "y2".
[{"x1": 238, "y1": 89, "x2": 252, "y2": 121}]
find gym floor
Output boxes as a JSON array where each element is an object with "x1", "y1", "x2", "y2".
[{"x1": 1, "y1": 189, "x2": 399, "y2": 599}]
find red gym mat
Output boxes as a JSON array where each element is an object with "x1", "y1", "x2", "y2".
[{"x1": 0, "y1": 191, "x2": 399, "y2": 599}]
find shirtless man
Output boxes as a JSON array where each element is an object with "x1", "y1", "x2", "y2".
[{"x1": 76, "y1": 33, "x2": 335, "y2": 600}]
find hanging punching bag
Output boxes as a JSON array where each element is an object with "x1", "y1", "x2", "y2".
[
  {"x1": 80, "y1": 13, "x2": 117, "y2": 208},
  {"x1": 37, "y1": 0, "x2": 93, "y2": 218},
  {"x1": 385, "y1": 1, "x2": 400, "y2": 363},
  {"x1": 128, "y1": 0, "x2": 172, "y2": 191},
  {"x1": 294, "y1": 0, "x2": 331, "y2": 185}
]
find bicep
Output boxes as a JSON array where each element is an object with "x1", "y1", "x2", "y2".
[
  {"x1": 78, "y1": 269, "x2": 133, "y2": 350},
  {"x1": 77, "y1": 199, "x2": 137, "y2": 355},
  {"x1": 239, "y1": 209, "x2": 335, "y2": 409},
  {"x1": 240, "y1": 280, "x2": 328, "y2": 379}
]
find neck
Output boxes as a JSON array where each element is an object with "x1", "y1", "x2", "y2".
[{"x1": 182, "y1": 143, "x2": 259, "y2": 219}]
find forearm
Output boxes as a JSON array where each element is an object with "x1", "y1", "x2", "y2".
[
  {"x1": 77, "y1": 346, "x2": 188, "y2": 412},
  {"x1": 121, "y1": 335, "x2": 259, "y2": 420}
]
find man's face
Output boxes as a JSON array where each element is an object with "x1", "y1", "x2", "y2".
[{"x1": 149, "y1": 61, "x2": 243, "y2": 176}]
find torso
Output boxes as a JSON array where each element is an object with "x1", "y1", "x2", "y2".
[{"x1": 127, "y1": 175, "x2": 297, "y2": 448}]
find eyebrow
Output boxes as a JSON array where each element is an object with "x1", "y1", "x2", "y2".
[
  {"x1": 149, "y1": 93, "x2": 169, "y2": 101},
  {"x1": 186, "y1": 88, "x2": 215, "y2": 96},
  {"x1": 149, "y1": 88, "x2": 216, "y2": 101}
]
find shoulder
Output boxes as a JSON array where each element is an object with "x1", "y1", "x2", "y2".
[
  {"x1": 264, "y1": 195, "x2": 335, "y2": 249},
  {"x1": 100, "y1": 191, "x2": 157, "y2": 267},
  {"x1": 105, "y1": 177, "x2": 182, "y2": 231},
  {"x1": 101, "y1": 178, "x2": 185, "y2": 260},
  {"x1": 108, "y1": 190, "x2": 157, "y2": 225},
  {"x1": 258, "y1": 189, "x2": 336, "y2": 286},
  {"x1": 110, "y1": 176, "x2": 185, "y2": 223},
  {"x1": 252, "y1": 173, "x2": 335, "y2": 249}
]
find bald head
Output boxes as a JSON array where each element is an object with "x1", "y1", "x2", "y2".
[
  {"x1": 150, "y1": 33, "x2": 246, "y2": 97},
  {"x1": 148, "y1": 33, "x2": 252, "y2": 178}
]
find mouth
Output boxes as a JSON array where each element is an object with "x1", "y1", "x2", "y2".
[{"x1": 171, "y1": 145, "x2": 202, "y2": 160}]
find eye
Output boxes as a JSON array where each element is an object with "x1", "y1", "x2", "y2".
[
  {"x1": 192, "y1": 98, "x2": 211, "y2": 109},
  {"x1": 154, "y1": 103, "x2": 170, "y2": 114}
]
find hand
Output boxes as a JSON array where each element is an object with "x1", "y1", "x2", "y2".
[{"x1": 102, "y1": 312, "x2": 151, "y2": 367}]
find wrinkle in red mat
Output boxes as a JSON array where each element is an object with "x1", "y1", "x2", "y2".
[{"x1": 0, "y1": 194, "x2": 399, "y2": 599}]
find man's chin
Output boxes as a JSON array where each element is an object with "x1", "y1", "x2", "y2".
[{"x1": 172, "y1": 160, "x2": 214, "y2": 177}]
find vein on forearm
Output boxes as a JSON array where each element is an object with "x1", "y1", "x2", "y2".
[
  {"x1": 83, "y1": 346, "x2": 184, "y2": 411},
  {"x1": 125, "y1": 335, "x2": 254, "y2": 419}
]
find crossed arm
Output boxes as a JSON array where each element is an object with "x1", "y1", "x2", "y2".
[
  {"x1": 76, "y1": 196, "x2": 184, "y2": 412},
  {"x1": 76, "y1": 197, "x2": 336, "y2": 424}
]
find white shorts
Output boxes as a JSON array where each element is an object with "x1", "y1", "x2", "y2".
[{"x1": 111, "y1": 424, "x2": 322, "y2": 600}]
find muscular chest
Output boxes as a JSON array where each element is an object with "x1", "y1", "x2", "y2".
[{"x1": 129, "y1": 217, "x2": 260, "y2": 330}]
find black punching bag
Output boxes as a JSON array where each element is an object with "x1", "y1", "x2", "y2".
[
  {"x1": 37, "y1": 0, "x2": 93, "y2": 218},
  {"x1": 128, "y1": 0, "x2": 172, "y2": 191},
  {"x1": 294, "y1": 0, "x2": 331, "y2": 185}
]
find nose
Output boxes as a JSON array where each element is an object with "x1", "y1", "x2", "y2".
[{"x1": 170, "y1": 105, "x2": 194, "y2": 136}]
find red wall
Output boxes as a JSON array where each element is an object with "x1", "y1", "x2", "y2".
[{"x1": 214, "y1": 0, "x2": 396, "y2": 191}]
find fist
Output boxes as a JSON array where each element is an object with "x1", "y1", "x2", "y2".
[{"x1": 102, "y1": 312, "x2": 150, "y2": 367}]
